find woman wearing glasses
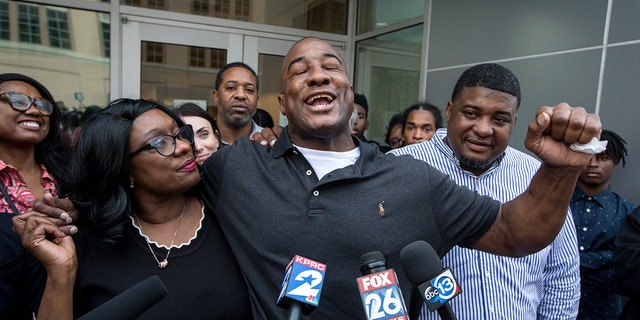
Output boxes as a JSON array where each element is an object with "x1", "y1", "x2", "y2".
[
  {"x1": 0, "y1": 73, "x2": 70, "y2": 319},
  {"x1": 0, "y1": 73, "x2": 68, "y2": 214},
  {"x1": 13, "y1": 99, "x2": 251, "y2": 319}
]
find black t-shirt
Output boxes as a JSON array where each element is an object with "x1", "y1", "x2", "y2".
[{"x1": 73, "y1": 209, "x2": 252, "y2": 319}]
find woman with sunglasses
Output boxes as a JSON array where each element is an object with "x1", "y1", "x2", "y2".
[
  {"x1": 13, "y1": 99, "x2": 251, "y2": 319},
  {"x1": 0, "y1": 73, "x2": 70, "y2": 319}
]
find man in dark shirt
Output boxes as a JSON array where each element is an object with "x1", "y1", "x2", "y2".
[
  {"x1": 614, "y1": 206, "x2": 640, "y2": 320},
  {"x1": 200, "y1": 37, "x2": 602, "y2": 319},
  {"x1": 571, "y1": 129, "x2": 636, "y2": 319}
]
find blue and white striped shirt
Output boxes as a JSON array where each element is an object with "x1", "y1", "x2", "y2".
[{"x1": 391, "y1": 129, "x2": 580, "y2": 320}]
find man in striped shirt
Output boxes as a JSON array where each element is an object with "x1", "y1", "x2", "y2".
[{"x1": 392, "y1": 63, "x2": 580, "y2": 319}]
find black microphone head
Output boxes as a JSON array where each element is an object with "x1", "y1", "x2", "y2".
[
  {"x1": 78, "y1": 275, "x2": 167, "y2": 320},
  {"x1": 399, "y1": 240, "x2": 442, "y2": 284},
  {"x1": 359, "y1": 251, "x2": 387, "y2": 275}
]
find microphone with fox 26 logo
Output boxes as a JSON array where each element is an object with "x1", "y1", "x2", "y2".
[
  {"x1": 276, "y1": 254, "x2": 326, "y2": 320},
  {"x1": 357, "y1": 251, "x2": 409, "y2": 320}
]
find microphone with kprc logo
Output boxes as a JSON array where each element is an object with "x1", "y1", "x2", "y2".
[
  {"x1": 356, "y1": 251, "x2": 409, "y2": 320},
  {"x1": 399, "y1": 241, "x2": 461, "y2": 320},
  {"x1": 276, "y1": 240, "x2": 326, "y2": 320}
]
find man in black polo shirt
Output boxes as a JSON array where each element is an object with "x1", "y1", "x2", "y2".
[{"x1": 199, "y1": 37, "x2": 602, "y2": 319}]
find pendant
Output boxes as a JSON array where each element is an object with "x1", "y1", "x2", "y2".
[{"x1": 158, "y1": 259, "x2": 168, "y2": 269}]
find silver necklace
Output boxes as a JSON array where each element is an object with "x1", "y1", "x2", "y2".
[{"x1": 133, "y1": 201, "x2": 186, "y2": 269}]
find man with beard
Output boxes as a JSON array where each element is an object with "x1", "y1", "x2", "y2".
[
  {"x1": 570, "y1": 129, "x2": 636, "y2": 320},
  {"x1": 213, "y1": 62, "x2": 263, "y2": 145},
  {"x1": 392, "y1": 63, "x2": 580, "y2": 319}
]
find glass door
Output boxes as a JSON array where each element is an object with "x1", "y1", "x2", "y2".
[{"x1": 120, "y1": 18, "x2": 236, "y2": 113}]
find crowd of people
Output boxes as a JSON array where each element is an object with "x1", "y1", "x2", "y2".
[{"x1": 2, "y1": 36, "x2": 638, "y2": 320}]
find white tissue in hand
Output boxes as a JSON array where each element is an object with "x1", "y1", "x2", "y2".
[{"x1": 570, "y1": 137, "x2": 607, "y2": 154}]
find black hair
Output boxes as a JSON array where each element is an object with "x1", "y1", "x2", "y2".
[
  {"x1": 354, "y1": 93, "x2": 369, "y2": 114},
  {"x1": 0, "y1": 73, "x2": 70, "y2": 186},
  {"x1": 252, "y1": 108, "x2": 275, "y2": 128},
  {"x1": 61, "y1": 98, "x2": 187, "y2": 248},
  {"x1": 402, "y1": 102, "x2": 443, "y2": 129},
  {"x1": 452, "y1": 63, "x2": 521, "y2": 109},
  {"x1": 384, "y1": 113, "x2": 404, "y2": 145},
  {"x1": 600, "y1": 129, "x2": 628, "y2": 167},
  {"x1": 215, "y1": 61, "x2": 259, "y2": 91}
]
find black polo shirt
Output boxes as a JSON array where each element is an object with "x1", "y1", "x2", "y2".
[{"x1": 200, "y1": 128, "x2": 499, "y2": 319}]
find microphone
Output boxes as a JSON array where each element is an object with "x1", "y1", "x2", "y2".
[
  {"x1": 276, "y1": 252, "x2": 326, "y2": 320},
  {"x1": 78, "y1": 275, "x2": 168, "y2": 320},
  {"x1": 356, "y1": 251, "x2": 409, "y2": 320},
  {"x1": 399, "y1": 241, "x2": 461, "y2": 320}
]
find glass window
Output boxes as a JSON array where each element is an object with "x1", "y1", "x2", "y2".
[
  {"x1": 210, "y1": 49, "x2": 226, "y2": 69},
  {"x1": 148, "y1": 0, "x2": 166, "y2": 9},
  {"x1": 0, "y1": 1, "x2": 9, "y2": 40},
  {"x1": 140, "y1": 41, "x2": 226, "y2": 111},
  {"x1": 192, "y1": 0, "x2": 209, "y2": 15},
  {"x1": 354, "y1": 24, "x2": 423, "y2": 144},
  {"x1": 214, "y1": 0, "x2": 230, "y2": 19},
  {"x1": 145, "y1": 42, "x2": 164, "y2": 63},
  {"x1": 120, "y1": 0, "x2": 348, "y2": 35},
  {"x1": 99, "y1": 13, "x2": 110, "y2": 57},
  {"x1": 47, "y1": 8, "x2": 72, "y2": 50},
  {"x1": 2, "y1": 2, "x2": 110, "y2": 145},
  {"x1": 190, "y1": 47, "x2": 206, "y2": 67},
  {"x1": 18, "y1": 3, "x2": 41, "y2": 44},
  {"x1": 236, "y1": 0, "x2": 250, "y2": 20},
  {"x1": 358, "y1": 0, "x2": 423, "y2": 34}
]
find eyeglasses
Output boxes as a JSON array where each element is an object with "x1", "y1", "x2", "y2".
[
  {"x1": 390, "y1": 138, "x2": 404, "y2": 146},
  {"x1": 129, "y1": 125, "x2": 194, "y2": 158},
  {"x1": 0, "y1": 92, "x2": 53, "y2": 115}
]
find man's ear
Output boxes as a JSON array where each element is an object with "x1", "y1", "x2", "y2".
[
  {"x1": 278, "y1": 93, "x2": 286, "y2": 116},
  {"x1": 445, "y1": 101, "x2": 453, "y2": 123}
]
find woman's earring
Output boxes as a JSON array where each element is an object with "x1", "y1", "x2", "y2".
[{"x1": 129, "y1": 180, "x2": 134, "y2": 189}]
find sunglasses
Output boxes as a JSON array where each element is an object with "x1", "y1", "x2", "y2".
[
  {"x1": 0, "y1": 91, "x2": 53, "y2": 116},
  {"x1": 129, "y1": 125, "x2": 195, "y2": 158}
]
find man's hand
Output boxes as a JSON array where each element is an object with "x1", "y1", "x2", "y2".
[
  {"x1": 250, "y1": 125, "x2": 283, "y2": 146},
  {"x1": 525, "y1": 103, "x2": 601, "y2": 168}
]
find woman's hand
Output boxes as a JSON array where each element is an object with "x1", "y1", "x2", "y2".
[
  {"x1": 12, "y1": 211, "x2": 77, "y2": 274},
  {"x1": 31, "y1": 192, "x2": 79, "y2": 235}
]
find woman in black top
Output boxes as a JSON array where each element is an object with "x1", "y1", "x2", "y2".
[{"x1": 13, "y1": 99, "x2": 251, "y2": 319}]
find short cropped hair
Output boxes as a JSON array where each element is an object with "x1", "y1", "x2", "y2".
[
  {"x1": 215, "y1": 62, "x2": 259, "y2": 91},
  {"x1": 402, "y1": 102, "x2": 443, "y2": 130},
  {"x1": 452, "y1": 63, "x2": 521, "y2": 109},
  {"x1": 354, "y1": 93, "x2": 369, "y2": 115}
]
